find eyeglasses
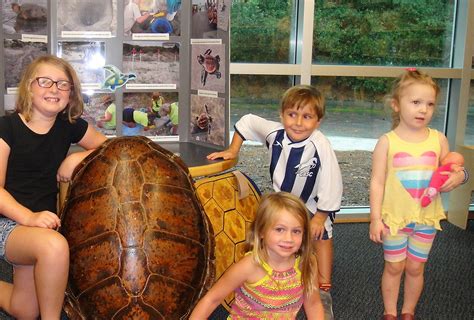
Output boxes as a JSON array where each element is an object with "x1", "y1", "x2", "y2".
[{"x1": 35, "y1": 77, "x2": 73, "y2": 91}]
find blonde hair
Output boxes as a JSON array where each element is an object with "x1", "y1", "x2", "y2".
[
  {"x1": 15, "y1": 54, "x2": 84, "y2": 123},
  {"x1": 248, "y1": 192, "x2": 315, "y2": 297},
  {"x1": 280, "y1": 85, "x2": 325, "y2": 120},
  {"x1": 389, "y1": 69, "x2": 440, "y2": 129}
]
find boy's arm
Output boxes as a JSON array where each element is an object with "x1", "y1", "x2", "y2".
[
  {"x1": 369, "y1": 136, "x2": 388, "y2": 243},
  {"x1": 310, "y1": 211, "x2": 329, "y2": 240},
  {"x1": 207, "y1": 130, "x2": 243, "y2": 160}
]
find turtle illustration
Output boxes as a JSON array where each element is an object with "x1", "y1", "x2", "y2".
[{"x1": 102, "y1": 65, "x2": 136, "y2": 91}]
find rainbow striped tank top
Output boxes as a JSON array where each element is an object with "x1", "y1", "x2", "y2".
[{"x1": 228, "y1": 256, "x2": 303, "y2": 319}]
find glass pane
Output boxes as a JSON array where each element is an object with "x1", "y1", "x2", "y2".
[
  {"x1": 311, "y1": 76, "x2": 449, "y2": 207},
  {"x1": 466, "y1": 81, "x2": 474, "y2": 145},
  {"x1": 230, "y1": 75, "x2": 294, "y2": 195},
  {"x1": 230, "y1": 1, "x2": 295, "y2": 63},
  {"x1": 313, "y1": 1, "x2": 455, "y2": 67},
  {"x1": 230, "y1": 75, "x2": 293, "y2": 126}
]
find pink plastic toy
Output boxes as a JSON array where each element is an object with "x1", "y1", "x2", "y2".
[{"x1": 421, "y1": 152, "x2": 464, "y2": 207}]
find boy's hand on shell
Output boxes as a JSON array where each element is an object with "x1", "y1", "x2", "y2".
[{"x1": 207, "y1": 150, "x2": 236, "y2": 160}]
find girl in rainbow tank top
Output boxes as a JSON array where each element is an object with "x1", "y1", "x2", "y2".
[
  {"x1": 190, "y1": 192, "x2": 325, "y2": 319},
  {"x1": 369, "y1": 70, "x2": 468, "y2": 320}
]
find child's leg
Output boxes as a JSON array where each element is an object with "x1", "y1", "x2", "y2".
[
  {"x1": 401, "y1": 224, "x2": 436, "y2": 315},
  {"x1": 401, "y1": 259, "x2": 425, "y2": 315},
  {"x1": 381, "y1": 260, "x2": 405, "y2": 316},
  {"x1": 5, "y1": 225, "x2": 69, "y2": 319},
  {"x1": 381, "y1": 225, "x2": 411, "y2": 316},
  {"x1": 314, "y1": 239, "x2": 333, "y2": 287},
  {"x1": 313, "y1": 212, "x2": 336, "y2": 290}
]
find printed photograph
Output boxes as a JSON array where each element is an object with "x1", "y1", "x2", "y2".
[
  {"x1": 2, "y1": 0, "x2": 47, "y2": 35},
  {"x1": 217, "y1": 0, "x2": 230, "y2": 31},
  {"x1": 191, "y1": 0, "x2": 218, "y2": 39},
  {"x1": 124, "y1": 0, "x2": 181, "y2": 36},
  {"x1": 82, "y1": 93, "x2": 117, "y2": 136},
  {"x1": 123, "y1": 91, "x2": 179, "y2": 136},
  {"x1": 57, "y1": 41, "x2": 106, "y2": 84},
  {"x1": 190, "y1": 94, "x2": 225, "y2": 147},
  {"x1": 3, "y1": 39, "x2": 48, "y2": 89},
  {"x1": 191, "y1": 43, "x2": 225, "y2": 92},
  {"x1": 57, "y1": 0, "x2": 117, "y2": 36},
  {"x1": 123, "y1": 41, "x2": 180, "y2": 87}
]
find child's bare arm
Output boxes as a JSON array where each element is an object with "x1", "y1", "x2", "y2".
[
  {"x1": 437, "y1": 133, "x2": 467, "y2": 192},
  {"x1": 369, "y1": 136, "x2": 389, "y2": 243},
  {"x1": 303, "y1": 289, "x2": 325, "y2": 320},
  {"x1": 207, "y1": 131, "x2": 243, "y2": 160},
  {"x1": 189, "y1": 255, "x2": 255, "y2": 319}
]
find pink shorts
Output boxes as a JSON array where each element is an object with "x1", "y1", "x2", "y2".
[{"x1": 382, "y1": 222, "x2": 437, "y2": 263}]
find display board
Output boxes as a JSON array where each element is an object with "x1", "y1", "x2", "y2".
[{"x1": 1, "y1": 0, "x2": 230, "y2": 148}]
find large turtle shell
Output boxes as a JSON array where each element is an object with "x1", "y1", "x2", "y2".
[
  {"x1": 194, "y1": 171, "x2": 260, "y2": 311},
  {"x1": 59, "y1": 136, "x2": 214, "y2": 319}
]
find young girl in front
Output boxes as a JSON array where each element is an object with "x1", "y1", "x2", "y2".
[
  {"x1": 0, "y1": 55, "x2": 106, "y2": 319},
  {"x1": 190, "y1": 191, "x2": 325, "y2": 319},
  {"x1": 369, "y1": 70, "x2": 468, "y2": 320}
]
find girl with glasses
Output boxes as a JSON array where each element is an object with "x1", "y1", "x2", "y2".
[{"x1": 0, "y1": 55, "x2": 106, "y2": 319}]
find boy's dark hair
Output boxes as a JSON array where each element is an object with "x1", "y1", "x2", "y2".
[{"x1": 280, "y1": 85, "x2": 325, "y2": 120}]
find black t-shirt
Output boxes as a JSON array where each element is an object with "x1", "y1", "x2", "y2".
[{"x1": 0, "y1": 113, "x2": 88, "y2": 213}]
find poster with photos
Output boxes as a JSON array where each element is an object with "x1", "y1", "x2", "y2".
[
  {"x1": 3, "y1": 39, "x2": 48, "y2": 90},
  {"x1": 217, "y1": 0, "x2": 230, "y2": 31},
  {"x1": 123, "y1": 91, "x2": 179, "y2": 137},
  {"x1": 191, "y1": 0, "x2": 218, "y2": 39},
  {"x1": 123, "y1": 41, "x2": 179, "y2": 88},
  {"x1": 57, "y1": 0, "x2": 117, "y2": 37},
  {"x1": 57, "y1": 41, "x2": 106, "y2": 85},
  {"x1": 2, "y1": 0, "x2": 48, "y2": 35},
  {"x1": 82, "y1": 93, "x2": 117, "y2": 136},
  {"x1": 191, "y1": 43, "x2": 225, "y2": 93},
  {"x1": 190, "y1": 94, "x2": 225, "y2": 147},
  {"x1": 124, "y1": 0, "x2": 181, "y2": 36}
]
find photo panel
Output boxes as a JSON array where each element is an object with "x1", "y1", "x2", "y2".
[
  {"x1": 57, "y1": 0, "x2": 117, "y2": 37},
  {"x1": 123, "y1": 41, "x2": 179, "y2": 88},
  {"x1": 191, "y1": 0, "x2": 218, "y2": 39},
  {"x1": 3, "y1": 39, "x2": 48, "y2": 90},
  {"x1": 191, "y1": 43, "x2": 225, "y2": 93},
  {"x1": 124, "y1": 0, "x2": 182, "y2": 37},
  {"x1": 217, "y1": 0, "x2": 230, "y2": 31},
  {"x1": 123, "y1": 91, "x2": 179, "y2": 137},
  {"x1": 2, "y1": 0, "x2": 48, "y2": 35},
  {"x1": 190, "y1": 94, "x2": 225, "y2": 147},
  {"x1": 57, "y1": 41, "x2": 106, "y2": 85},
  {"x1": 81, "y1": 92, "x2": 117, "y2": 136}
]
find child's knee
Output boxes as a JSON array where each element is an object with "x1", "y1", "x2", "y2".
[
  {"x1": 10, "y1": 300, "x2": 39, "y2": 319},
  {"x1": 384, "y1": 260, "x2": 405, "y2": 275},
  {"x1": 405, "y1": 260, "x2": 425, "y2": 277},
  {"x1": 41, "y1": 232, "x2": 69, "y2": 260}
]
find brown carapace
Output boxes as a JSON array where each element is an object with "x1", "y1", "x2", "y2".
[{"x1": 59, "y1": 136, "x2": 214, "y2": 319}]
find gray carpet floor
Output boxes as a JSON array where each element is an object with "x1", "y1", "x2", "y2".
[{"x1": 1, "y1": 221, "x2": 473, "y2": 319}]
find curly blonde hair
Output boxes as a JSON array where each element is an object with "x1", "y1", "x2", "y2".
[{"x1": 15, "y1": 55, "x2": 84, "y2": 123}]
